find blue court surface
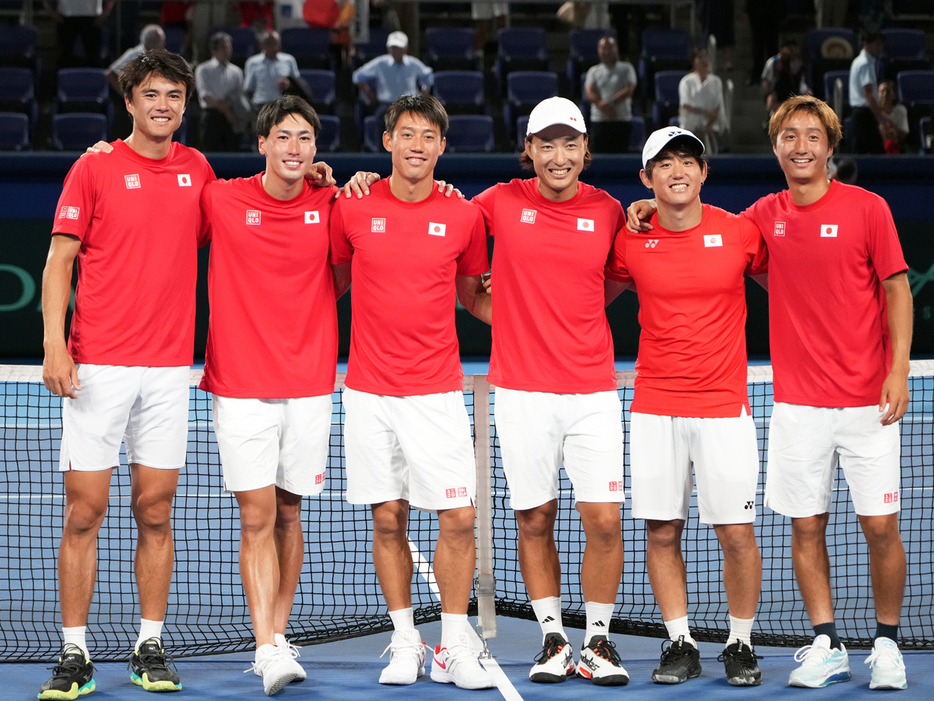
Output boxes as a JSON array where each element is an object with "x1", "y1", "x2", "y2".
[{"x1": 3, "y1": 616, "x2": 931, "y2": 700}]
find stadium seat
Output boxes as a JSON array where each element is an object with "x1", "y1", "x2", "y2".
[
  {"x1": 52, "y1": 113, "x2": 108, "y2": 150},
  {"x1": 651, "y1": 70, "x2": 686, "y2": 129},
  {"x1": 516, "y1": 116, "x2": 529, "y2": 147},
  {"x1": 0, "y1": 112, "x2": 30, "y2": 150},
  {"x1": 897, "y1": 70, "x2": 934, "y2": 107},
  {"x1": 567, "y1": 28, "x2": 617, "y2": 98},
  {"x1": 0, "y1": 68, "x2": 38, "y2": 126},
  {"x1": 55, "y1": 68, "x2": 112, "y2": 125},
  {"x1": 299, "y1": 69, "x2": 337, "y2": 114},
  {"x1": 164, "y1": 26, "x2": 186, "y2": 55},
  {"x1": 805, "y1": 28, "x2": 856, "y2": 99},
  {"x1": 424, "y1": 27, "x2": 479, "y2": 71},
  {"x1": 629, "y1": 115, "x2": 646, "y2": 152},
  {"x1": 432, "y1": 71, "x2": 485, "y2": 115},
  {"x1": 317, "y1": 114, "x2": 341, "y2": 152},
  {"x1": 362, "y1": 115, "x2": 382, "y2": 152},
  {"x1": 638, "y1": 28, "x2": 691, "y2": 99},
  {"x1": 445, "y1": 115, "x2": 495, "y2": 153},
  {"x1": 495, "y1": 27, "x2": 549, "y2": 90},
  {"x1": 881, "y1": 28, "x2": 929, "y2": 79},
  {"x1": 352, "y1": 28, "x2": 389, "y2": 68},
  {"x1": 505, "y1": 71, "x2": 558, "y2": 142},
  {"x1": 0, "y1": 23, "x2": 40, "y2": 78},
  {"x1": 212, "y1": 26, "x2": 258, "y2": 67},
  {"x1": 823, "y1": 70, "x2": 851, "y2": 116},
  {"x1": 281, "y1": 27, "x2": 332, "y2": 69}
]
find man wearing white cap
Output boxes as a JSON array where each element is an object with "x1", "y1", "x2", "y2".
[
  {"x1": 472, "y1": 97, "x2": 631, "y2": 686},
  {"x1": 606, "y1": 127, "x2": 768, "y2": 687},
  {"x1": 352, "y1": 30, "x2": 433, "y2": 119}
]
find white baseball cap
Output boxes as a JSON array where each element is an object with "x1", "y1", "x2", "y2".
[
  {"x1": 642, "y1": 127, "x2": 705, "y2": 167},
  {"x1": 526, "y1": 97, "x2": 587, "y2": 138},
  {"x1": 386, "y1": 31, "x2": 408, "y2": 49}
]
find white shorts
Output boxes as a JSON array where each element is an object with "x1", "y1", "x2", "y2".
[
  {"x1": 60, "y1": 364, "x2": 189, "y2": 472},
  {"x1": 471, "y1": 2, "x2": 508, "y2": 20},
  {"x1": 343, "y1": 388, "x2": 476, "y2": 512},
  {"x1": 765, "y1": 402, "x2": 901, "y2": 517},
  {"x1": 494, "y1": 388, "x2": 624, "y2": 511},
  {"x1": 629, "y1": 410, "x2": 760, "y2": 524},
  {"x1": 213, "y1": 395, "x2": 331, "y2": 496}
]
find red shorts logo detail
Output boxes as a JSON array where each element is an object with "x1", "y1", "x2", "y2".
[
  {"x1": 884, "y1": 491, "x2": 899, "y2": 504},
  {"x1": 246, "y1": 210, "x2": 261, "y2": 225},
  {"x1": 315, "y1": 473, "x2": 324, "y2": 485},
  {"x1": 371, "y1": 218, "x2": 386, "y2": 232},
  {"x1": 457, "y1": 487, "x2": 468, "y2": 497},
  {"x1": 445, "y1": 488, "x2": 456, "y2": 499},
  {"x1": 520, "y1": 208, "x2": 537, "y2": 224},
  {"x1": 774, "y1": 221, "x2": 786, "y2": 237},
  {"x1": 608, "y1": 481, "x2": 623, "y2": 492}
]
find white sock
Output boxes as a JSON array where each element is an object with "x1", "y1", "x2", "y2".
[
  {"x1": 63, "y1": 626, "x2": 88, "y2": 657},
  {"x1": 274, "y1": 633, "x2": 288, "y2": 647},
  {"x1": 531, "y1": 596, "x2": 567, "y2": 643},
  {"x1": 388, "y1": 607, "x2": 416, "y2": 633},
  {"x1": 664, "y1": 616, "x2": 696, "y2": 647},
  {"x1": 728, "y1": 615, "x2": 754, "y2": 647},
  {"x1": 135, "y1": 619, "x2": 164, "y2": 651},
  {"x1": 440, "y1": 613, "x2": 470, "y2": 649},
  {"x1": 584, "y1": 601, "x2": 615, "y2": 646}
]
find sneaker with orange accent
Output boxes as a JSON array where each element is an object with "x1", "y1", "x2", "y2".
[{"x1": 578, "y1": 636, "x2": 630, "y2": 686}]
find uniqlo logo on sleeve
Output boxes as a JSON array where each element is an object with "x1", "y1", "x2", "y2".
[
  {"x1": 124, "y1": 174, "x2": 140, "y2": 189},
  {"x1": 520, "y1": 208, "x2": 537, "y2": 224},
  {"x1": 371, "y1": 218, "x2": 386, "y2": 232},
  {"x1": 608, "y1": 481, "x2": 623, "y2": 492},
  {"x1": 774, "y1": 221, "x2": 786, "y2": 237},
  {"x1": 305, "y1": 211, "x2": 320, "y2": 224},
  {"x1": 58, "y1": 206, "x2": 80, "y2": 220},
  {"x1": 246, "y1": 210, "x2": 261, "y2": 225},
  {"x1": 315, "y1": 473, "x2": 324, "y2": 485},
  {"x1": 445, "y1": 488, "x2": 456, "y2": 499},
  {"x1": 177, "y1": 174, "x2": 192, "y2": 187}
]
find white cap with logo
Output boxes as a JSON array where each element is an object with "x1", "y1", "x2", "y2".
[
  {"x1": 642, "y1": 127, "x2": 705, "y2": 167},
  {"x1": 386, "y1": 31, "x2": 408, "y2": 49},
  {"x1": 526, "y1": 96, "x2": 587, "y2": 138}
]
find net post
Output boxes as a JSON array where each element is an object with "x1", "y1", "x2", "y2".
[{"x1": 472, "y1": 374, "x2": 497, "y2": 651}]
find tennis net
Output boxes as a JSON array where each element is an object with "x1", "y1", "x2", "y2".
[{"x1": 1, "y1": 362, "x2": 932, "y2": 661}]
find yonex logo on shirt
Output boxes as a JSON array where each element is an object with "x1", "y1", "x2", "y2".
[
  {"x1": 774, "y1": 221, "x2": 786, "y2": 237},
  {"x1": 305, "y1": 211, "x2": 320, "y2": 224},
  {"x1": 520, "y1": 208, "x2": 537, "y2": 224},
  {"x1": 246, "y1": 210, "x2": 261, "y2": 225},
  {"x1": 58, "y1": 205, "x2": 80, "y2": 220},
  {"x1": 577, "y1": 218, "x2": 594, "y2": 232},
  {"x1": 371, "y1": 218, "x2": 386, "y2": 232},
  {"x1": 125, "y1": 174, "x2": 141, "y2": 189},
  {"x1": 645, "y1": 239, "x2": 659, "y2": 248},
  {"x1": 821, "y1": 224, "x2": 838, "y2": 238},
  {"x1": 705, "y1": 234, "x2": 723, "y2": 247},
  {"x1": 428, "y1": 222, "x2": 446, "y2": 237},
  {"x1": 177, "y1": 174, "x2": 192, "y2": 187}
]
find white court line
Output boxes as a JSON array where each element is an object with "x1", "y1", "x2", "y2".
[{"x1": 408, "y1": 537, "x2": 524, "y2": 701}]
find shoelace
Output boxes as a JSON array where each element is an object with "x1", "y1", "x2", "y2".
[
  {"x1": 865, "y1": 646, "x2": 905, "y2": 670},
  {"x1": 533, "y1": 636, "x2": 566, "y2": 664},
  {"x1": 793, "y1": 643, "x2": 833, "y2": 665},
  {"x1": 49, "y1": 649, "x2": 89, "y2": 678},
  {"x1": 280, "y1": 639, "x2": 302, "y2": 661},
  {"x1": 717, "y1": 644, "x2": 763, "y2": 665},
  {"x1": 589, "y1": 638, "x2": 622, "y2": 664},
  {"x1": 659, "y1": 636, "x2": 692, "y2": 663},
  {"x1": 379, "y1": 639, "x2": 427, "y2": 660}
]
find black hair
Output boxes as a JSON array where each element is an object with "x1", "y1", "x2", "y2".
[
  {"x1": 256, "y1": 95, "x2": 321, "y2": 138},
  {"x1": 119, "y1": 48, "x2": 195, "y2": 107}
]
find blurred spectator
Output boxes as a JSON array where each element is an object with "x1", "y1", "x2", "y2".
[
  {"x1": 303, "y1": 0, "x2": 356, "y2": 66},
  {"x1": 829, "y1": 156, "x2": 858, "y2": 183},
  {"x1": 848, "y1": 31, "x2": 886, "y2": 154},
  {"x1": 239, "y1": 2, "x2": 275, "y2": 31},
  {"x1": 43, "y1": 0, "x2": 115, "y2": 68},
  {"x1": 472, "y1": 2, "x2": 507, "y2": 54},
  {"x1": 584, "y1": 35, "x2": 637, "y2": 153},
  {"x1": 761, "y1": 40, "x2": 808, "y2": 116},
  {"x1": 679, "y1": 48, "x2": 725, "y2": 154},
  {"x1": 106, "y1": 24, "x2": 166, "y2": 93},
  {"x1": 859, "y1": 0, "x2": 893, "y2": 33},
  {"x1": 699, "y1": 0, "x2": 734, "y2": 71},
  {"x1": 352, "y1": 31, "x2": 433, "y2": 117},
  {"x1": 815, "y1": 0, "x2": 847, "y2": 29},
  {"x1": 878, "y1": 79, "x2": 908, "y2": 154},
  {"x1": 196, "y1": 31, "x2": 250, "y2": 151},
  {"x1": 244, "y1": 30, "x2": 305, "y2": 109},
  {"x1": 745, "y1": 0, "x2": 782, "y2": 85}
]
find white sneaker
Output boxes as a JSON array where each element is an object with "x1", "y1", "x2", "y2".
[
  {"x1": 378, "y1": 629, "x2": 427, "y2": 685},
  {"x1": 788, "y1": 635, "x2": 851, "y2": 688},
  {"x1": 578, "y1": 636, "x2": 630, "y2": 686},
  {"x1": 430, "y1": 643, "x2": 495, "y2": 689},
  {"x1": 252, "y1": 644, "x2": 304, "y2": 696},
  {"x1": 529, "y1": 633, "x2": 576, "y2": 683},
  {"x1": 865, "y1": 637, "x2": 908, "y2": 690},
  {"x1": 274, "y1": 634, "x2": 307, "y2": 683}
]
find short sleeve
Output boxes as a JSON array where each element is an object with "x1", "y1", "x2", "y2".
[
  {"x1": 52, "y1": 156, "x2": 97, "y2": 241},
  {"x1": 455, "y1": 206, "x2": 490, "y2": 276},
  {"x1": 866, "y1": 195, "x2": 908, "y2": 281},
  {"x1": 329, "y1": 198, "x2": 353, "y2": 265},
  {"x1": 198, "y1": 180, "x2": 215, "y2": 246},
  {"x1": 472, "y1": 185, "x2": 497, "y2": 235},
  {"x1": 743, "y1": 217, "x2": 769, "y2": 276},
  {"x1": 605, "y1": 228, "x2": 633, "y2": 285},
  {"x1": 584, "y1": 65, "x2": 596, "y2": 90}
]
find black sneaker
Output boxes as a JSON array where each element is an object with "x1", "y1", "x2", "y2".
[
  {"x1": 652, "y1": 635, "x2": 702, "y2": 684},
  {"x1": 129, "y1": 638, "x2": 182, "y2": 692},
  {"x1": 718, "y1": 641, "x2": 763, "y2": 686},
  {"x1": 38, "y1": 644, "x2": 96, "y2": 700}
]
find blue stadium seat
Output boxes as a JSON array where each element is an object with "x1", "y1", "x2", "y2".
[
  {"x1": 55, "y1": 68, "x2": 112, "y2": 125},
  {"x1": 362, "y1": 115, "x2": 382, "y2": 152},
  {"x1": 445, "y1": 115, "x2": 495, "y2": 153},
  {"x1": 629, "y1": 115, "x2": 646, "y2": 152},
  {"x1": 0, "y1": 68, "x2": 38, "y2": 126},
  {"x1": 0, "y1": 24, "x2": 40, "y2": 78},
  {"x1": 432, "y1": 71, "x2": 485, "y2": 115},
  {"x1": 638, "y1": 28, "x2": 690, "y2": 99},
  {"x1": 882, "y1": 28, "x2": 929, "y2": 79},
  {"x1": 805, "y1": 28, "x2": 856, "y2": 99},
  {"x1": 0, "y1": 112, "x2": 30, "y2": 150},
  {"x1": 424, "y1": 27, "x2": 479, "y2": 71},
  {"x1": 823, "y1": 70, "x2": 851, "y2": 113},
  {"x1": 897, "y1": 70, "x2": 934, "y2": 107},
  {"x1": 505, "y1": 71, "x2": 558, "y2": 142},
  {"x1": 300, "y1": 69, "x2": 337, "y2": 114},
  {"x1": 164, "y1": 26, "x2": 186, "y2": 55},
  {"x1": 211, "y1": 26, "x2": 258, "y2": 67},
  {"x1": 352, "y1": 27, "x2": 389, "y2": 68},
  {"x1": 919, "y1": 116, "x2": 931, "y2": 154},
  {"x1": 317, "y1": 114, "x2": 341, "y2": 152},
  {"x1": 651, "y1": 70, "x2": 686, "y2": 129},
  {"x1": 495, "y1": 27, "x2": 549, "y2": 91},
  {"x1": 567, "y1": 28, "x2": 617, "y2": 98},
  {"x1": 52, "y1": 113, "x2": 108, "y2": 150},
  {"x1": 281, "y1": 27, "x2": 333, "y2": 70},
  {"x1": 516, "y1": 116, "x2": 529, "y2": 147}
]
